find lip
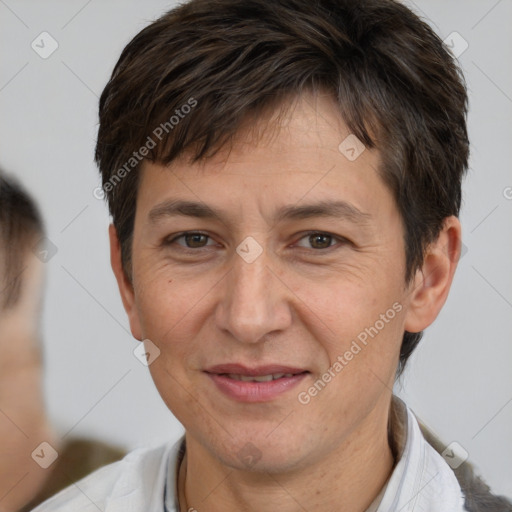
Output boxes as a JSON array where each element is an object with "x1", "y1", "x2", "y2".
[
  {"x1": 205, "y1": 363, "x2": 308, "y2": 376},
  {"x1": 204, "y1": 363, "x2": 309, "y2": 403}
]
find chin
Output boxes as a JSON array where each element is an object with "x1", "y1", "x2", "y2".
[{"x1": 209, "y1": 429, "x2": 314, "y2": 475}]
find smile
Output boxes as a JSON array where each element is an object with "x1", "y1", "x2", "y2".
[{"x1": 204, "y1": 365, "x2": 310, "y2": 402}]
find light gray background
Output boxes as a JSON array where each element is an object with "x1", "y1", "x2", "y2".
[{"x1": 1, "y1": 0, "x2": 511, "y2": 499}]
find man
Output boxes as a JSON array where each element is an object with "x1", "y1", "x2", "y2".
[
  {"x1": 31, "y1": 0, "x2": 512, "y2": 510},
  {"x1": 0, "y1": 171, "x2": 125, "y2": 512}
]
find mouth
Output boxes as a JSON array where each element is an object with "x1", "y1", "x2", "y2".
[
  {"x1": 204, "y1": 364, "x2": 310, "y2": 402},
  {"x1": 222, "y1": 372, "x2": 304, "y2": 382}
]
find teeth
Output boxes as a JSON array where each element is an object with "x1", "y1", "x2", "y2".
[{"x1": 226, "y1": 373, "x2": 296, "y2": 382}]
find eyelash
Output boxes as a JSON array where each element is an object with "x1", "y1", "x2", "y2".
[{"x1": 163, "y1": 231, "x2": 349, "y2": 254}]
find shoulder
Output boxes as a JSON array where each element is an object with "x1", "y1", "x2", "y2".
[
  {"x1": 417, "y1": 419, "x2": 512, "y2": 512},
  {"x1": 20, "y1": 438, "x2": 126, "y2": 511},
  {"x1": 30, "y1": 438, "x2": 183, "y2": 512},
  {"x1": 29, "y1": 461, "x2": 123, "y2": 512},
  {"x1": 390, "y1": 397, "x2": 511, "y2": 511}
]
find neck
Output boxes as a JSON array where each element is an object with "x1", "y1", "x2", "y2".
[{"x1": 180, "y1": 397, "x2": 395, "y2": 512}]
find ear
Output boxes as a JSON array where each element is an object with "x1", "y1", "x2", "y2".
[
  {"x1": 404, "y1": 216, "x2": 462, "y2": 333},
  {"x1": 108, "y1": 224, "x2": 143, "y2": 341}
]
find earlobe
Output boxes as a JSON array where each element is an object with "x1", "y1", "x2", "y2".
[
  {"x1": 403, "y1": 216, "x2": 462, "y2": 333},
  {"x1": 108, "y1": 224, "x2": 143, "y2": 341}
]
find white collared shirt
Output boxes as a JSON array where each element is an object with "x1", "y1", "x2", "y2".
[
  {"x1": 366, "y1": 398, "x2": 466, "y2": 511},
  {"x1": 31, "y1": 399, "x2": 467, "y2": 512}
]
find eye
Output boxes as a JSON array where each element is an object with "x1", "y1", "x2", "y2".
[
  {"x1": 165, "y1": 231, "x2": 216, "y2": 249},
  {"x1": 295, "y1": 231, "x2": 347, "y2": 250},
  {"x1": 163, "y1": 230, "x2": 349, "y2": 253}
]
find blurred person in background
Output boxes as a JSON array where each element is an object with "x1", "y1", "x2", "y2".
[{"x1": 0, "y1": 170, "x2": 124, "y2": 512}]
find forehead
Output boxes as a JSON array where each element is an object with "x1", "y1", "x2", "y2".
[{"x1": 135, "y1": 91, "x2": 394, "y2": 227}]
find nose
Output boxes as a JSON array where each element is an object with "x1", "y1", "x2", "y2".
[{"x1": 214, "y1": 242, "x2": 293, "y2": 344}]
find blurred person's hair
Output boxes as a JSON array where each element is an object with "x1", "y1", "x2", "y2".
[
  {"x1": 0, "y1": 169, "x2": 44, "y2": 309},
  {"x1": 94, "y1": 0, "x2": 469, "y2": 376}
]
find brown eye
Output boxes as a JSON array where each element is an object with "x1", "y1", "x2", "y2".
[
  {"x1": 309, "y1": 233, "x2": 333, "y2": 249},
  {"x1": 165, "y1": 231, "x2": 214, "y2": 249},
  {"x1": 182, "y1": 233, "x2": 209, "y2": 248},
  {"x1": 296, "y1": 232, "x2": 341, "y2": 250}
]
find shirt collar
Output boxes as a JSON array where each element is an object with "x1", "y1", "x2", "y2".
[{"x1": 373, "y1": 396, "x2": 465, "y2": 511}]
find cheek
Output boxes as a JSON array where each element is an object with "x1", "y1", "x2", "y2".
[
  {"x1": 302, "y1": 294, "x2": 404, "y2": 431},
  {"x1": 134, "y1": 260, "x2": 195, "y2": 332},
  {"x1": 303, "y1": 273, "x2": 401, "y2": 338},
  {"x1": 133, "y1": 268, "x2": 218, "y2": 367},
  {"x1": 302, "y1": 276, "x2": 405, "y2": 398}
]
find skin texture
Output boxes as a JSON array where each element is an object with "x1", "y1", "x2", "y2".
[{"x1": 110, "y1": 92, "x2": 461, "y2": 511}]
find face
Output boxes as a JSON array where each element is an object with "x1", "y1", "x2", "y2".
[
  {"x1": 115, "y1": 92, "x2": 424, "y2": 473},
  {"x1": 0, "y1": 242, "x2": 45, "y2": 345}
]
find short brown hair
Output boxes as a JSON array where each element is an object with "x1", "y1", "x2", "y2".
[
  {"x1": 95, "y1": 0, "x2": 469, "y2": 375},
  {"x1": 0, "y1": 171, "x2": 44, "y2": 309}
]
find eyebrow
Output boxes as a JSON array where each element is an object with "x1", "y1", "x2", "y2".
[{"x1": 148, "y1": 199, "x2": 372, "y2": 226}]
